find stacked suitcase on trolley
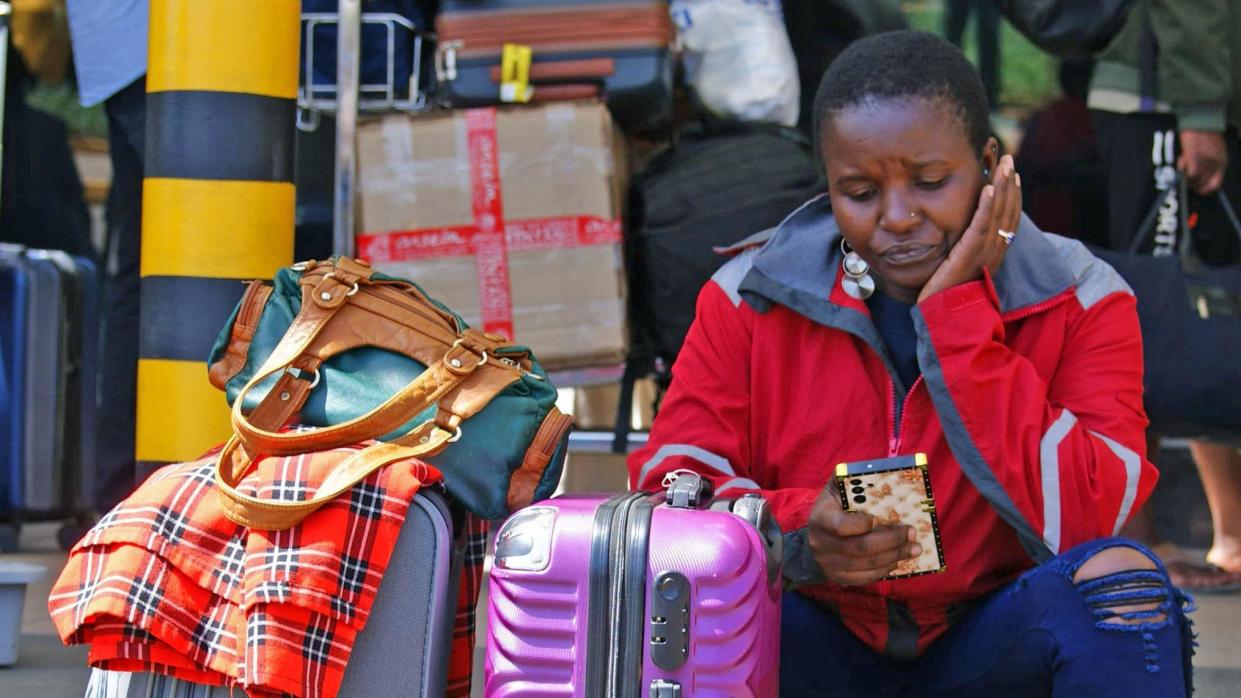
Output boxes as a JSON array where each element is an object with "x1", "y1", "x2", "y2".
[{"x1": 0, "y1": 245, "x2": 99, "y2": 552}]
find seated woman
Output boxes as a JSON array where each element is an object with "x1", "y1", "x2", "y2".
[{"x1": 628, "y1": 30, "x2": 1193, "y2": 697}]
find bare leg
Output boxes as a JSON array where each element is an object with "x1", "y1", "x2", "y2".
[
  {"x1": 1128, "y1": 435, "x2": 1241, "y2": 590},
  {"x1": 1189, "y1": 439, "x2": 1241, "y2": 572}
]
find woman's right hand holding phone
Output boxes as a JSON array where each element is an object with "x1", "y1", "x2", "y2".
[{"x1": 807, "y1": 482, "x2": 923, "y2": 586}]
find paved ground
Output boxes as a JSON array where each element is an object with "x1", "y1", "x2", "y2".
[{"x1": 3, "y1": 445, "x2": 1239, "y2": 697}]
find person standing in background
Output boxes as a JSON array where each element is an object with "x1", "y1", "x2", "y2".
[
  {"x1": 1089, "y1": 0, "x2": 1241, "y2": 592},
  {"x1": 943, "y1": 0, "x2": 1001, "y2": 109},
  {"x1": 64, "y1": 0, "x2": 147, "y2": 514},
  {"x1": 1015, "y1": 59, "x2": 1109, "y2": 248},
  {"x1": 781, "y1": 0, "x2": 906, "y2": 137}
]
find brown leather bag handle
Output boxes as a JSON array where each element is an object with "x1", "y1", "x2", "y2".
[
  {"x1": 229, "y1": 343, "x2": 485, "y2": 455},
  {"x1": 214, "y1": 424, "x2": 455, "y2": 530},
  {"x1": 225, "y1": 258, "x2": 505, "y2": 455}
]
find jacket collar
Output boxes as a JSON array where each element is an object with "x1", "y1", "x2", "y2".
[{"x1": 738, "y1": 193, "x2": 1076, "y2": 319}]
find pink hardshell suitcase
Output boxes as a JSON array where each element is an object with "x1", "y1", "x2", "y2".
[{"x1": 486, "y1": 472, "x2": 783, "y2": 697}]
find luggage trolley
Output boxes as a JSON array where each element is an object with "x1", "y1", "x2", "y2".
[
  {"x1": 87, "y1": 4, "x2": 467, "y2": 696},
  {"x1": 301, "y1": 1, "x2": 646, "y2": 455}
]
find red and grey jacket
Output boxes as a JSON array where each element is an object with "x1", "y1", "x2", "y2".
[{"x1": 628, "y1": 195, "x2": 1157, "y2": 658}]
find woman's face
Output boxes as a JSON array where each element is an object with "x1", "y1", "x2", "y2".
[{"x1": 821, "y1": 97, "x2": 998, "y2": 304}]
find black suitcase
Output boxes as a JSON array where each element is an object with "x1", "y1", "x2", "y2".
[{"x1": 435, "y1": 0, "x2": 675, "y2": 137}]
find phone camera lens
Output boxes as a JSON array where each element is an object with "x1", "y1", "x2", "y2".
[
  {"x1": 850, "y1": 479, "x2": 862, "y2": 486},
  {"x1": 851, "y1": 486, "x2": 865, "y2": 494},
  {"x1": 853, "y1": 495, "x2": 867, "y2": 504}
]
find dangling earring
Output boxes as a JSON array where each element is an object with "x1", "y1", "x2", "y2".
[{"x1": 840, "y1": 239, "x2": 874, "y2": 300}]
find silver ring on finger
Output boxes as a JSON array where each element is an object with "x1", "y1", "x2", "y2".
[{"x1": 997, "y1": 229, "x2": 1015, "y2": 245}]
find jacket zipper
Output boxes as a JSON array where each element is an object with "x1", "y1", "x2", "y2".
[
  {"x1": 882, "y1": 289, "x2": 1073, "y2": 456},
  {"x1": 887, "y1": 376, "x2": 923, "y2": 457}
]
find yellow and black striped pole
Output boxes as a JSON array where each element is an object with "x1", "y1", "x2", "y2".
[{"x1": 136, "y1": 0, "x2": 299, "y2": 478}]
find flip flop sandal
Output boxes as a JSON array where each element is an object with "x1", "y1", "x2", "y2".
[{"x1": 1164, "y1": 559, "x2": 1241, "y2": 594}]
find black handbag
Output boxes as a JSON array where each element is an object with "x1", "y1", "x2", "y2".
[
  {"x1": 1092, "y1": 173, "x2": 1241, "y2": 440},
  {"x1": 998, "y1": 0, "x2": 1137, "y2": 56}
]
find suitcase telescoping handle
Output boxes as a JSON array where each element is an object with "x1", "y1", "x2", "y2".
[
  {"x1": 663, "y1": 471, "x2": 783, "y2": 582},
  {"x1": 708, "y1": 492, "x2": 785, "y2": 586}
]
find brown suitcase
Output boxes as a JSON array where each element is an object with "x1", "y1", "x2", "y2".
[{"x1": 436, "y1": 0, "x2": 675, "y2": 136}]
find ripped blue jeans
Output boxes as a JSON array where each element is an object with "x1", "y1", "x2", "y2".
[{"x1": 780, "y1": 537, "x2": 1197, "y2": 697}]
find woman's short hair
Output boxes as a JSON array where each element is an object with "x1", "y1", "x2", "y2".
[{"x1": 813, "y1": 30, "x2": 992, "y2": 157}]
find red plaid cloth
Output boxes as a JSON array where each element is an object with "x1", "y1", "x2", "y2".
[
  {"x1": 49, "y1": 442, "x2": 484, "y2": 698},
  {"x1": 450, "y1": 514, "x2": 488, "y2": 698}
]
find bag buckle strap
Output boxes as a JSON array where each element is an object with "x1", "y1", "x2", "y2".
[
  {"x1": 445, "y1": 337, "x2": 488, "y2": 375},
  {"x1": 433, "y1": 406, "x2": 464, "y2": 434},
  {"x1": 403, "y1": 418, "x2": 462, "y2": 446},
  {"x1": 243, "y1": 360, "x2": 322, "y2": 432},
  {"x1": 312, "y1": 271, "x2": 363, "y2": 309},
  {"x1": 282, "y1": 364, "x2": 320, "y2": 388}
]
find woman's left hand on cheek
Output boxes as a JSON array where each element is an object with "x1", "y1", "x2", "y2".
[{"x1": 917, "y1": 154, "x2": 1023, "y2": 303}]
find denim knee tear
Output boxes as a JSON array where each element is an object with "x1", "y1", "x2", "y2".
[
  {"x1": 1075, "y1": 569, "x2": 1197, "y2": 674},
  {"x1": 1078, "y1": 570, "x2": 1171, "y2": 630}
]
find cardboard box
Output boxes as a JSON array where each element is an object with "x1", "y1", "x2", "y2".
[
  {"x1": 356, "y1": 101, "x2": 629, "y2": 370},
  {"x1": 570, "y1": 380, "x2": 658, "y2": 431},
  {"x1": 555, "y1": 452, "x2": 632, "y2": 495}
]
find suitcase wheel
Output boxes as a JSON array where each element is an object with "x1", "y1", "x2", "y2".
[
  {"x1": 0, "y1": 524, "x2": 19, "y2": 553},
  {"x1": 57, "y1": 520, "x2": 90, "y2": 552}
]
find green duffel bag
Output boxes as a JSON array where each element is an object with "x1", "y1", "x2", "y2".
[{"x1": 207, "y1": 256, "x2": 572, "y2": 525}]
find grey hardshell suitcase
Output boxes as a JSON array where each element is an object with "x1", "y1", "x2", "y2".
[
  {"x1": 21, "y1": 250, "x2": 66, "y2": 511},
  {"x1": 84, "y1": 489, "x2": 464, "y2": 697}
]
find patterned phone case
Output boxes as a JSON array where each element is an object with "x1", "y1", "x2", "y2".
[{"x1": 835, "y1": 453, "x2": 946, "y2": 579}]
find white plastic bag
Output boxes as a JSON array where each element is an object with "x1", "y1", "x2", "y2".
[{"x1": 670, "y1": 0, "x2": 801, "y2": 127}]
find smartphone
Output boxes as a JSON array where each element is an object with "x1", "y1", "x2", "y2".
[{"x1": 835, "y1": 453, "x2": 946, "y2": 579}]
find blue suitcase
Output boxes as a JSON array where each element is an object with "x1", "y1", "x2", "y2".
[
  {"x1": 0, "y1": 245, "x2": 101, "y2": 550},
  {"x1": 0, "y1": 247, "x2": 28, "y2": 519}
]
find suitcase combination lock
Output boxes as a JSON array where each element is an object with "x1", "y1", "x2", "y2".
[{"x1": 649, "y1": 571, "x2": 690, "y2": 670}]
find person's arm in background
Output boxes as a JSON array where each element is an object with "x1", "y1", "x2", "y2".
[
  {"x1": 1152, "y1": 0, "x2": 1232, "y2": 193},
  {"x1": 629, "y1": 250, "x2": 919, "y2": 587}
]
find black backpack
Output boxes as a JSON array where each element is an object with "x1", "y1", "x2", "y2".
[
  {"x1": 999, "y1": 0, "x2": 1137, "y2": 57},
  {"x1": 627, "y1": 120, "x2": 824, "y2": 371},
  {"x1": 613, "y1": 120, "x2": 824, "y2": 448}
]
